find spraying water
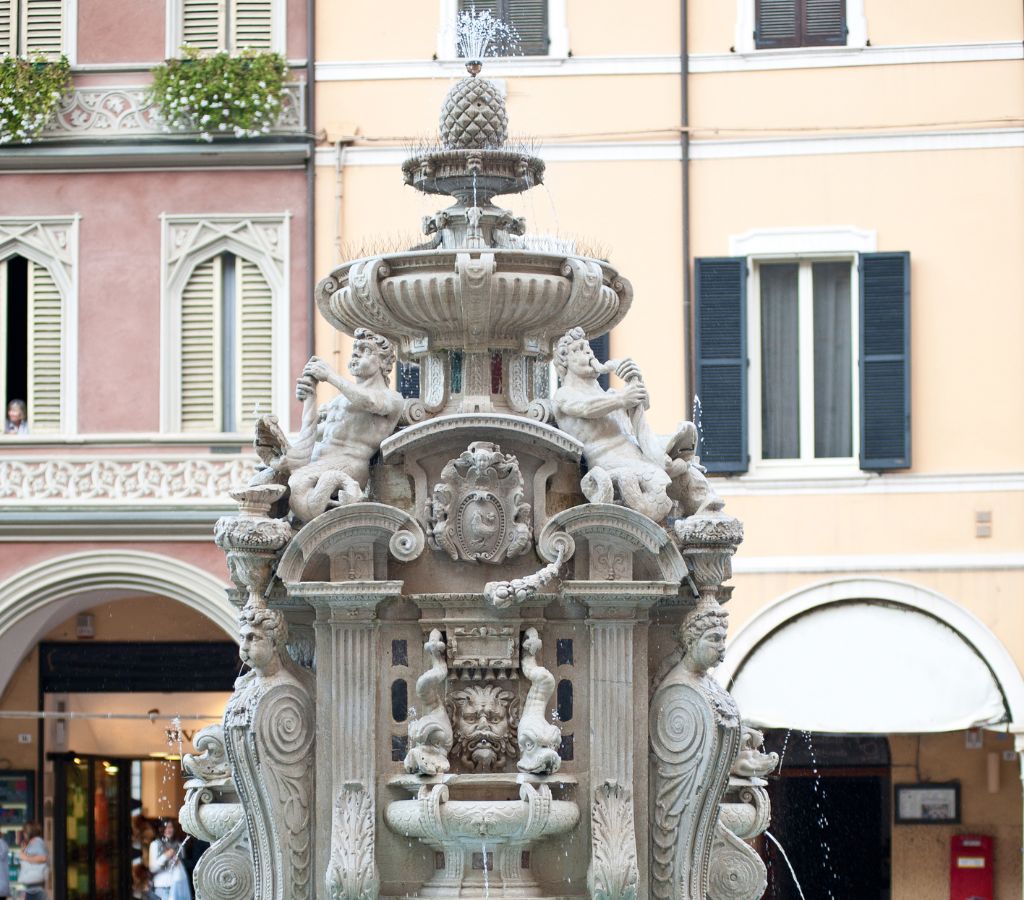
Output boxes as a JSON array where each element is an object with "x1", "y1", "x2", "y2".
[
  {"x1": 480, "y1": 840, "x2": 490, "y2": 897},
  {"x1": 455, "y1": 7, "x2": 519, "y2": 63},
  {"x1": 765, "y1": 831, "x2": 807, "y2": 900}
]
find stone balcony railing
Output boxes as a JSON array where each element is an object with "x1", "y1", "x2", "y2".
[{"x1": 37, "y1": 82, "x2": 305, "y2": 140}]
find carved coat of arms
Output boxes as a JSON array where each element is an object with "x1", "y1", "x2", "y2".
[{"x1": 428, "y1": 441, "x2": 532, "y2": 564}]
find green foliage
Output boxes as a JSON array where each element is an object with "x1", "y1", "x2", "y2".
[
  {"x1": 0, "y1": 55, "x2": 72, "y2": 145},
  {"x1": 150, "y1": 47, "x2": 288, "y2": 142}
]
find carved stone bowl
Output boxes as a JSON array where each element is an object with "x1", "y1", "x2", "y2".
[
  {"x1": 386, "y1": 774, "x2": 579, "y2": 899},
  {"x1": 401, "y1": 148, "x2": 546, "y2": 206},
  {"x1": 315, "y1": 250, "x2": 633, "y2": 355}
]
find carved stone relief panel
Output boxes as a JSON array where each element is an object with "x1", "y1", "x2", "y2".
[
  {"x1": 445, "y1": 683, "x2": 520, "y2": 772},
  {"x1": 428, "y1": 441, "x2": 532, "y2": 564},
  {"x1": 447, "y1": 625, "x2": 518, "y2": 676}
]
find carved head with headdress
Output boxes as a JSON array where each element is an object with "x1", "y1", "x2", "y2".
[
  {"x1": 553, "y1": 326, "x2": 589, "y2": 380},
  {"x1": 238, "y1": 604, "x2": 288, "y2": 675},
  {"x1": 677, "y1": 603, "x2": 729, "y2": 675},
  {"x1": 446, "y1": 684, "x2": 520, "y2": 772},
  {"x1": 350, "y1": 327, "x2": 397, "y2": 378}
]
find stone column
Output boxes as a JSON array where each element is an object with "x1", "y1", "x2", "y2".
[
  {"x1": 290, "y1": 581, "x2": 402, "y2": 899},
  {"x1": 571, "y1": 583, "x2": 673, "y2": 900}
]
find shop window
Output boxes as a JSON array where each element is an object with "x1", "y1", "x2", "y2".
[
  {"x1": 0, "y1": 0, "x2": 65, "y2": 59},
  {"x1": 694, "y1": 251, "x2": 909, "y2": 475}
]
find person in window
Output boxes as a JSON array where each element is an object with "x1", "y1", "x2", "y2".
[
  {"x1": 147, "y1": 821, "x2": 183, "y2": 900},
  {"x1": 4, "y1": 399, "x2": 28, "y2": 435},
  {"x1": 16, "y1": 823, "x2": 48, "y2": 900}
]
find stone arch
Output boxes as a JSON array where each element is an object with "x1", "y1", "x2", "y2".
[
  {"x1": 0, "y1": 550, "x2": 235, "y2": 696},
  {"x1": 715, "y1": 576, "x2": 1024, "y2": 731}
]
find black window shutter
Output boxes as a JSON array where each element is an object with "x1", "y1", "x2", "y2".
[
  {"x1": 803, "y1": 0, "x2": 846, "y2": 46},
  {"x1": 859, "y1": 252, "x2": 910, "y2": 470},
  {"x1": 506, "y1": 0, "x2": 548, "y2": 56},
  {"x1": 398, "y1": 361, "x2": 420, "y2": 399},
  {"x1": 457, "y1": 0, "x2": 548, "y2": 56},
  {"x1": 695, "y1": 258, "x2": 748, "y2": 473},
  {"x1": 755, "y1": 0, "x2": 800, "y2": 48},
  {"x1": 591, "y1": 332, "x2": 610, "y2": 390}
]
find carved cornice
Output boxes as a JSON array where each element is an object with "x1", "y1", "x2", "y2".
[
  {"x1": 562, "y1": 580, "x2": 680, "y2": 619},
  {"x1": 38, "y1": 83, "x2": 305, "y2": 140},
  {"x1": 289, "y1": 580, "x2": 404, "y2": 621},
  {"x1": 0, "y1": 455, "x2": 256, "y2": 504},
  {"x1": 381, "y1": 413, "x2": 582, "y2": 462}
]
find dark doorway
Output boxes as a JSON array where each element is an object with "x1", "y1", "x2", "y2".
[{"x1": 761, "y1": 731, "x2": 891, "y2": 900}]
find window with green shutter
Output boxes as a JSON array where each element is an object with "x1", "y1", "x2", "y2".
[
  {"x1": 457, "y1": 0, "x2": 549, "y2": 56},
  {"x1": 0, "y1": 0, "x2": 64, "y2": 58},
  {"x1": 694, "y1": 250, "x2": 910, "y2": 475},
  {"x1": 1, "y1": 254, "x2": 64, "y2": 434},
  {"x1": 755, "y1": 0, "x2": 846, "y2": 49}
]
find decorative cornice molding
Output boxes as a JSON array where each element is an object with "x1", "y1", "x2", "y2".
[
  {"x1": 0, "y1": 455, "x2": 256, "y2": 504},
  {"x1": 0, "y1": 508, "x2": 228, "y2": 541},
  {"x1": 715, "y1": 469, "x2": 1024, "y2": 496},
  {"x1": 314, "y1": 41, "x2": 1022, "y2": 81},
  {"x1": 316, "y1": 128, "x2": 1024, "y2": 167},
  {"x1": 733, "y1": 553, "x2": 1024, "y2": 575},
  {"x1": 38, "y1": 83, "x2": 304, "y2": 140}
]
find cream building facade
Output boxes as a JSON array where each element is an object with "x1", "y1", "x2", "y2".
[{"x1": 313, "y1": 1, "x2": 1024, "y2": 896}]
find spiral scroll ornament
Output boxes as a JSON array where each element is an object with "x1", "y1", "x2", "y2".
[
  {"x1": 194, "y1": 823, "x2": 254, "y2": 900},
  {"x1": 255, "y1": 684, "x2": 315, "y2": 766},
  {"x1": 708, "y1": 825, "x2": 767, "y2": 900},
  {"x1": 650, "y1": 686, "x2": 706, "y2": 768}
]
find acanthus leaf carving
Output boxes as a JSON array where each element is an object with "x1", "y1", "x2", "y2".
[
  {"x1": 326, "y1": 782, "x2": 380, "y2": 900},
  {"x1": 588, "y1": 780, "x2": 639, "y2": 900}
]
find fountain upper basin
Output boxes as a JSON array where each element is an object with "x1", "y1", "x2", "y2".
[{"x1": 315, "y1": 250, "x2": 633, "y2": 355}]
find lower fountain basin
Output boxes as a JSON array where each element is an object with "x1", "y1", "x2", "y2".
[{"x1": 386, "y1": 774, "x2": 579, "y2": 899}]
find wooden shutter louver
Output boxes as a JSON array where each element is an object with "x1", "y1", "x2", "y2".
[
  {"x1": 230, "y1": 0, "x2": 273, "y2": 50},
  {"x1": 27, "y1": 259, "x2": 62, "y2": 433},
  {"x1": 507, "y1": 0, "x2": 547, "y2": 56},
  {"x1": 236, "y1": 257, "x2": 273, "y2": 430},
  {"x1": 22, "y1": 0, "x2": 63, "y2": 57},
  {"x1": 694, "y1": 258, "x2": 748, "y2": 473},
  {"x1": 755, "y1": 0, "x2": 799, "y2": 49},
  {"x1": 0, "y1": 0, "x2": 15, "y2": 56},
  {"x1": 456, "y1": 0, "x2": 547, "y2": 56},
  {"x1": 804, "y1": 0, "x2": 846, "y2": 46},
  {"x1": 859, "y1": 252, "x2": 910, "y2": 470},
  {"x1": 180, "y1": 257, "x2": 220, "y2": 431},
  {"x1": 182, "y1": 0, "x2": 226, "y2": 50}
]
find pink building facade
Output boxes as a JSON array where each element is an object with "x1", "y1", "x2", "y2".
[{"x1": 0, "y1": 1, "x2": 311, "y2": 893}]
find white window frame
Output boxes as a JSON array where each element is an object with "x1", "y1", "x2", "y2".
[
  {"x1": 436, "y1": 0, "x2": 569, "y2": 61},
  {"x1": 733, "y1": 0, "x2": 867, "y2": 55},
  {"x1": 0, "y1": 216, "x2": 79, "y2": 435},
  {"x1": 730, "y1": 226, "x2": 875, "y2": 479},
  {"x1": 160, "y1": 213, "x2": 290, "y2": 436},
  {"x1": 164, "y1": 0, "x2": 286, "y2": 58}
]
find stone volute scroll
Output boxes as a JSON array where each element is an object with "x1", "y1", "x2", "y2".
[{"x1": 222, "y1": 603, "x2": 316, "y2": 900}]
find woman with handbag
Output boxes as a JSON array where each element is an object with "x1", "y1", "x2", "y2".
[{"x1": 17, "y1": 824, "x2": 48, "y2": 900}]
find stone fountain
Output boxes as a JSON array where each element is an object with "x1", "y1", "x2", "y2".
[{"x1": 181, "y1": 12, "x2": 776, "y2": 899}]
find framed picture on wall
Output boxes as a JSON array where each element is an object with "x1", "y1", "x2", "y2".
[{"x1": 895, "y1": 782, "x2": 961, "y2": 824}]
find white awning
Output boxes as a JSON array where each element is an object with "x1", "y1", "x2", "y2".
[{"x1": 724, "y1": 601, "x2": 1009, "y2": 733}]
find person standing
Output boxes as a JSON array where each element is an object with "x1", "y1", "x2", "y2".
[
  {"x1": 0, "y1": 833, "x2": 10, "y2": 900},
  {"x1": 17, "y1": 824, "x2": 47, "y2": 900},
  {"x1": 147, "y1": 822, "x2": 182, "y2": 900}
]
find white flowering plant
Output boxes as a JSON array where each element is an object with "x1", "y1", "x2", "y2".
[
  {"x1": 150, "y1": 47, "x2": 287, "y2": 141},
  {"x1": 0, "y1": 55, "x2": 72, "y2": 144}
]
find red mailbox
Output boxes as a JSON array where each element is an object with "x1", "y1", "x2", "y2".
[{"x1": 950, "y1": 834, "x2": 993, "y2": 900}]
